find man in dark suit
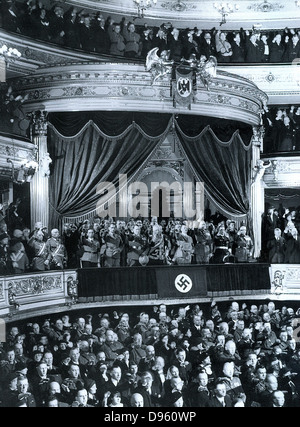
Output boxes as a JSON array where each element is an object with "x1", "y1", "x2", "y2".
[
  {"x1": 284, "y1": 227, "x2": 300, "y2": 263},
  {"x1": 49, "y1": 5, "x2": 65, "y2": 46},
  {"x1": 100, "y1": 366, "x2": 124, "y2": 398},
  {"x1": 207, "y1": 380, "x2": 233, "y2": 407},
  {"x1": 284, "y1": 33, "x2": 300, "y2": 63},
  {"x1": 200, "y1": 32, "x2": 217, "y2": 60},
  {"x1": 173, "y1": 348, "x2": 192, "y2": 383},
  {"x1": 72, "y1": 387, "x2": 94, "y2": 407},
  {"x1": 135, "y1": 371, "x2": 162, "y2": 407},
  {"x1": 188, "y1": 371, "x2": 211, "y2": 407},
  {"x1": 245, "y1": 31, "x2": 262, "y2": 63},
  {"x1": 267, "y1": 228, "x2": 286, "y2": 263},
  {"x1": 79, "y1": 14, "x2": 95, "y2": 52},
  {"x1": 64, "y1": 7, "x2": 81, "y2": 49},
  {"x1": 190, "y1": 314, "x2": 203, "y2": 344},
  {"x1": 94, "y1": 16, "x2": 111, "y2": 54}
]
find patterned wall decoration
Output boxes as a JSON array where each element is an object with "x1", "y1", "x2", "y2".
[
  {"x1": 248, "y1": 0, "x2": 284, "y2": 12},
  {"x1": 7, "y1": 274, "x2": 63, "y2": 297}
]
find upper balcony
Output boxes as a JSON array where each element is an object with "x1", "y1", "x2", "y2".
[{"x1": 0, "y1": 27, "x2": 299, "y2": 111}]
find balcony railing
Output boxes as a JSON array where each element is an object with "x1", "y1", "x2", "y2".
[{"x1": 0, "y1": 263, "x2": 300, "y2": 323}]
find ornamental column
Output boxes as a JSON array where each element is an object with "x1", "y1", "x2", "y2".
[
  {"x1": 30, "y1": 111, "x2": 51, "y2": 230},
  {"x1": 251, "y1": 126, "x2": 268, "y2": 260}
]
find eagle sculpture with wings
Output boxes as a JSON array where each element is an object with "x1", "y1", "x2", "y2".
[
  {"x1": 146, "y1": 48, "x2": 174, "y2": 83},
  {"x1": 146, "y1": 48, "x2": 217, "y2": 90}
]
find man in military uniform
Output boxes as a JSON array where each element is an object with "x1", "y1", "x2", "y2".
[
  {"x1": 101, "y1": 223, "x2": 123, "y2": 268},
  {"x1": 148, "y1": 224, "x2": 170, "y2": 266},
  {"x1": 80, "y1": 229, "x2": 100, "y2": 268},
  {"x1": 235, "y1": 226, "x2": 254, "y2": 263},
  {"x1": 45, "y1": 229, "x2": 68, "y2": 270},
  {"x1": 194, "y1": 221, "x2": 212, "y2": 264},
  {"x1": 173, "y1": 225, "x2": 194, "y2": 265},
  {"x1": 28, "y1": 230, "x2": 49, "y2": 271},
  {"x1": 127, "y1": 225, "x2": 148, "y2": 267}
]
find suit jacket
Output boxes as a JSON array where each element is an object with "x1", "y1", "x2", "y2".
[
  {"x1": 79, "y1": 24, "x2": 95, "y2": 52},
  {"x1": 267, "y1": 237, "x2": 286, "y2": 262},
  {"x1": 135, "y1": 383, "x2": 162, "y2": 407},
  {"x1": 188, "y1": 384, "x2": 211, "y2": 407},
  {"x1": 284, "y1": 235, "x2": 300, "y2": 263},
  {"x1": 95, "y1": 26, "x2": 111, "y2": 54},
  {"x1": 207, "y1": 395, "x2": 233, "y2": 407},
  {"x1": 64, "y1": 18, "x2": 81, "y2": 49},
  {"x1": 200, "y1": 40, "x2": 217, "y2": 60},
  {"x1": 245, "y1": 38, "x2": 262, "y2": 62},
  {"x1": 284, "y1": 41, "x2": 300, "y2": 62}
]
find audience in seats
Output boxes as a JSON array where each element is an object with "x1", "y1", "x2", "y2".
[
  {"x1": 1, "y1": 299, "x2": 300, "y2": 407},
  {"x1": 1, "y1": 0, "x2": 300, "y2": 64}
]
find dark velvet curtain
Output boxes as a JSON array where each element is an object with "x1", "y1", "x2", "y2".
[
  {"x1": 48, "y1": 122, "x2": 170, "y2": 228},
  {"x1": 48, "y1": 111, "x2": 172, "y2": 137},
  {"x1": 47, "y1": 112, "x2": 253, "y2": 227},
  {"x1": 176, "y1": 124, "x2": 252, "y2": 219}
]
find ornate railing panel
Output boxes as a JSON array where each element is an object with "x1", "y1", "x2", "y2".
[
  {"x1": 270, "y1": 264, "x2": 300, "y2": 296},
  {"x1": 12, "y1": 63, "x2": 267, "y2": 126},
  {"x1": 262, "y1": 156, "x2": 300, "y2": 188}
]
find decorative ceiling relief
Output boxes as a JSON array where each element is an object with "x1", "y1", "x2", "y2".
[
  {"x1": 161, "y1": 1, "x2": 197, "y2": 12},
  {"x1": 248, "y1": 0, "x2": 284, "y2": 12}
]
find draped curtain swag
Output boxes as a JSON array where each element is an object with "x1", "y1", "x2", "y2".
[{"x1": 47, "y1": 112, "x2": 253, "y2": 228}]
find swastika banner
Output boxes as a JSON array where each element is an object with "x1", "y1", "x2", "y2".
[{"x1": 156, "y1": 266, "x2": 207, "y2": 298}]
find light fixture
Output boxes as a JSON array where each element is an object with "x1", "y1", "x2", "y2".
[
  {"x1": 0, "y1": 45, "x2": 21, "y2": 83},
  {"x1": 133, "y1": 0, "x2": 158, "y2": 18},
  {"x1": 0, "y1": 45, "x2": 21, "y2": 65},
  {"x1": 214, "y1": 3, "x2": 239, "y2": 26},
  {"x1": 7, "y1": 157, "x2": 39, "y2": 184}
]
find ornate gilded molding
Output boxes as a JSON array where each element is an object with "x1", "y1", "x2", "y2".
[
  {"x1": 161, "y1": 1, "x2": 197, "y2": 12},
  {"x1": 0, "y1": 29, "x2": 296, "y2": 106},
  {"x1": 248, "y1": 0, "x2": 284, "y2": 13},
  {"x1": 270, "y1": 264, "x2": 300, "y2": 296},
  {"x1": 0, "y1": 270, "x2": 79, "y2": 321},
  {"x1": 7, "y1": 274, "x2": 63, "y2": 297},
  {"x1": 0, "y1": 135, "x2": 36, "y2": 177},
  {"x1": 11, "y1": 63, "x2": 267, "y2": 126},
  {"x1": 263, "y1": 156, "x2": 300, "y2": 188},
  {"x1": 220, "y1": 64, "x2": 300, "y2": 104}
]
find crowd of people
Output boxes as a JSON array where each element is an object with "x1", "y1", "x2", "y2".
[
  {"x1": 262, "y1": 205, "x2": 300, "y2": 264},
  {"x1": 0, "y1": 197, "x2": 299, "y2": 275},
  {"x1": 263, "y1": 106, "x2": 300, "y2": 153},
  {"x1": 0, "y1": 197, "x2": 259, "y2": 274},
  {"x1": 1, "y1": 0, "x2": 300, "y2": 64},
  {"x1": 1, "y1": 299, "x2": 300, "y2": 407}
]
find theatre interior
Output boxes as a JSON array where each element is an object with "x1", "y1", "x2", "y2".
[{"x1": 0, "y1": 0, "x2": 300, "y2": 408}]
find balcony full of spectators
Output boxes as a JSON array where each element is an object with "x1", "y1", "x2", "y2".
[{"x1": 1, "y1": 0, "x2": 300, "y2": 65}]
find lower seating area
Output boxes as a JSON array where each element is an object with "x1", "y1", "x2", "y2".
[{"x1": 2, "y1": 295, "x2": 300, "y2": 407}]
